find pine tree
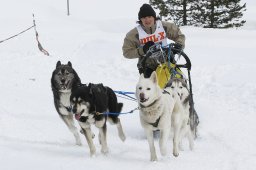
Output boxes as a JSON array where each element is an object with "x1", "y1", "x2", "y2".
[
  {"x1": 193, "y1": 0, "x2": 246, "y2": 28},
  {"x1": 150, "y1": 0, "x2": 246, "y2": 28},
  {"x1": 150, "y1": 0, "x2": 194, "y2": 26}
]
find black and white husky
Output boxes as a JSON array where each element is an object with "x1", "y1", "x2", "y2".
[
  {"x1": 51, "y1": 61, "x2": 82, "y2": 145},
  {"x1": 70, "y1": 83, "x2": 126, "y2": 156}
]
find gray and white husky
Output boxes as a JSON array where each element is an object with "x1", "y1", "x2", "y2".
[
  {"x1": 136, "y1": 72, "x2": 184, "y2": 161},
  {"x1": 166, "y1": 78, "x2": 199, "y2": 139},
  {"x1": 51, "y1": 61, "x2": 82, "y2": 145},
  {"x1": 165, "y1": 78, "x2": 195, "y2": 151}
]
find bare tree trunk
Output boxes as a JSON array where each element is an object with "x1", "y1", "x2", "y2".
[
  {"x1": 183, "y1": 0, "x2": 187, "y2": 25},
  {"x1": 210, "y1": 0, "x2": 214, "y2": 28},
  {"x1": 67, "y1": 0, "x2": 70, "y2": 16}
]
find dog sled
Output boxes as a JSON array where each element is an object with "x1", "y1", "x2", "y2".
[
  {"x1": 137, "y1": 43, "x2": 199, "y2": 138},
  {"x1": 138, "y1": 43, "x2": 192, "y2": 89}
]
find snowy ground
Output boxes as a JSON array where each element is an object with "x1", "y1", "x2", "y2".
[{"x1": 0, "y1": 0, "x2": 256, "y2": 170}]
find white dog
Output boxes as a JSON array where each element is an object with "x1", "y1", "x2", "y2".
[
  {"x1": 136, "y1": 71, "x2": 183, "y2": 161},
  {"x1": 165, "y1": 78, "x2": 194, "y2": 150}
]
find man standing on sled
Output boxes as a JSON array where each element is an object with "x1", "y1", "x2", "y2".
[{"x1": 122, "y1": 3, "x2": 186, "y2": 78}]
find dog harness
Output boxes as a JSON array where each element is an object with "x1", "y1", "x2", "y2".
[
  {"x1": 140, "y1": 90, "x2": 170, "y2": 128},
  {"x1": 149, "y1": 117, "x2": 161, "y2": 128}
]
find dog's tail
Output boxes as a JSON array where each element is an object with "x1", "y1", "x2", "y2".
[
  {"x1": 107, "y1": 102, "x2": 123, "y2": 124},
  {"x1": 117, "y1": 103, "x2": 123, "y2": 113}
]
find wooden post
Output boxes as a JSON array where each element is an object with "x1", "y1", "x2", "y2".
[{"x1": 67, "y1": 0, "x2": 70, "y2": 16}]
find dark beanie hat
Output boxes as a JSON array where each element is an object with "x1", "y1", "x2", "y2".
[{"x1": 138, "y1": 4, "x2": 156, "y2": 20}]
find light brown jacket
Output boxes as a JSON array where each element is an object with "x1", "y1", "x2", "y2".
[{"x1": 122, "y1": 20, "x2": 185, "y2": 59}]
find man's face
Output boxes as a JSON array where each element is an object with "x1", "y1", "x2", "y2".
[{"x1": 141, "y1": 16, "x2": 155, "y2": 28}]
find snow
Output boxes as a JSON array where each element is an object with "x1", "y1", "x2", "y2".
[{"x1": 0, "y1": 0, "x2": 256, "y2": 169}]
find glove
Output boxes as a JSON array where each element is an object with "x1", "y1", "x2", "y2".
[
  {"x1": 143, "y1": 41, "x2": 155, "y2": 54},
  {"x1": 172, "y1": 43, "x2": 183, "y2": 54}
]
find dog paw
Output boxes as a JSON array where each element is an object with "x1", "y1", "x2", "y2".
[
  {"x1": 119, "y1": 134, "x2": 126, "y2": 142},
  {"x1": 76, "y1": 141, "x2": 82, "y2": 146},
  {"x1": 75, "y1": 138, "x2": 82, "y2": 146},
  {"x1": 173, "y1": 152, "x2": 179, "y2": 157},
  {"x1": 150, "y1": 156, "x2": 158, "y2": 162},
  {"x1": 90, "y1": 150, "x2": 96, "y2": 157},
  {"x1": 101, "y1": 147, "x2": 109, "y2": 155},
  {"x1": 90, "y1": 154, "x2": 96, "y2": 158}
]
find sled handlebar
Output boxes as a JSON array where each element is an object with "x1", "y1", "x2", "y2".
[
  {"x1": 175, "y1": 51, "x2": 191, "y2": 71},
  {"x1": 146, "y1": 43, "x2": 192, "y2": 70}
]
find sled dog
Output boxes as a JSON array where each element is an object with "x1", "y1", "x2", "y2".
[
  {"x1": 136, "y1": 71, "x2": 184, "y2": 161},
  {"x1": 166, "y1": 78, "x2": 199, "y2": 139},
  {"x1": 70, "y1": 83, "x2": 126, "y2": 156},
  {"x1": 165, "y1": 78, "x2": 195, "y2": 150},
  {"x1": 51, "y1": 61, "x2": 82, "y2": 145}
]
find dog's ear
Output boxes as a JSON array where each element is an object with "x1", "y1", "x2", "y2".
[
  {"x1": 149, "y1": 71, "x2": 158, "y2": 84},
  {"x1": 166, "y1": 79, "x2": 173, "y2": 88},
  {"x1": 88, "y1": 83, "x2": 93, "y2": 97},
  {"x1": 181, "y1": 79, "x2": 187, "y2": 87},
  {"x1": 56, "y1": 61, "x2": 61, "y2": 68},
  {"x1": 89, "y1": 88, "x2": 93, "y2": 96},
  {"x1": 67, "y1": 61, "x2": 72, "y2": 67}
]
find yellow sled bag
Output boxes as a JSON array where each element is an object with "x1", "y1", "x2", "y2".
[
  {"x1": 156, "y1": 63, "x2": 171, "y2": 89},
  {"x1": 156, "y1": 63, "x2": 183, "y2": 88}
]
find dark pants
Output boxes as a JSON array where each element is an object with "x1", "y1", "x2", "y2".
[{"x1": 143, "y1": 67, "x2": 154, "y2": 78}]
